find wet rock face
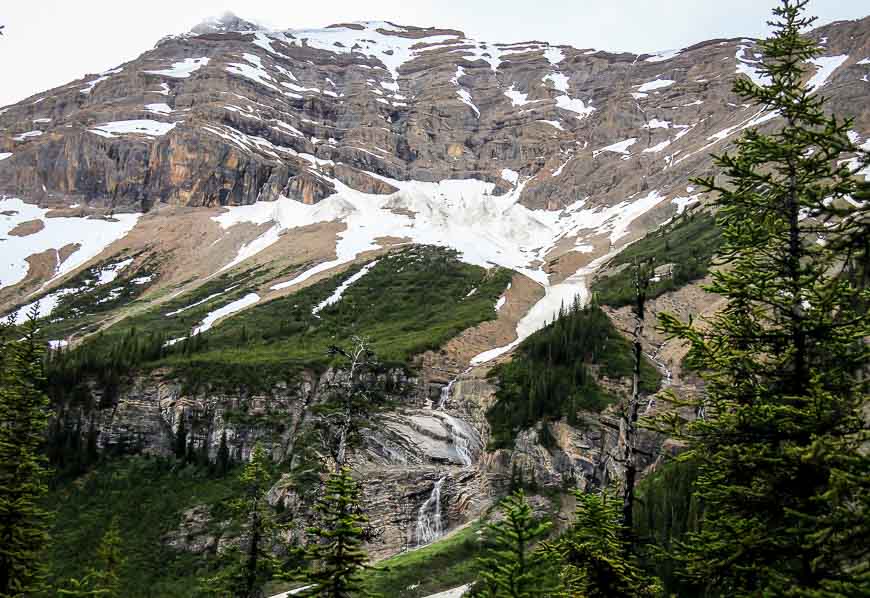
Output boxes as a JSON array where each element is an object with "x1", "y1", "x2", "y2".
[{"x1": 1, "y1": 17, "x2": 866, "y2": 211}]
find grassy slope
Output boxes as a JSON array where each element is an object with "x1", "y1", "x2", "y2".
[
  {"x1": 359, "y1": 522, "x2": 484, "y2": 597},
  {"x1": 47, "y1": 246, "x2": 513, "y2": 392},
  {"x1": 592, "y1": 210, "x2": 722, "y2": 307}
]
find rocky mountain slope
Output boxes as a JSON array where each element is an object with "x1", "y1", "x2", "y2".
[{"x1": 1, "y1": 12, "x2": 869, "y2": 589}]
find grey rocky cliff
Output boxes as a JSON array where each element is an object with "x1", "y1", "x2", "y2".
[
  {"x1": 1, "y1": 16, "x2": 867, "y2": 213},
  {"x1": 61, "y1": 357, "x2": 663, "y2": 560}
]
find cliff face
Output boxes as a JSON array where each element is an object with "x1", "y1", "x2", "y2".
[
  {"x1": 55, "y1": 361, "x2": 661, "y2": 559},
  {"x1": 1, "y1": 16, "x2": 867, "y2": 212}
]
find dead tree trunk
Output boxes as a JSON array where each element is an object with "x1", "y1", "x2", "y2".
[{"x1": 622, "y1": 259, "x2": 652, "y2": 543}]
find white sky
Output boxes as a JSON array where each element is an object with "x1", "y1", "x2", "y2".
[{"x1": 1, "y1": 0, "x2": 867, "y2": 107}]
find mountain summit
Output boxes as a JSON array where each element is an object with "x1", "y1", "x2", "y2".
[{"x1": 190, "y1": 11, "x2": 262, "y2": 35}]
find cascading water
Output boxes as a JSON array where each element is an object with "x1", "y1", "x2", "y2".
[
  {"x1": 452, "y1": 430, "x2": 472, "y2": 467},
  {"x1": 435, "y1": 377, "x2": 454, "y2": 410},
  {"x1": 644, "y1": 346, "x2": 671, "y2": 415},
  {"x1": 435, "y1": 368, "x2": 476, "y2": 466},
  {"x1": 436, "y1": 367, "x2": 472, "y2": 410},
  {"x1": 440, "y1": 412, "x2": 474, "y2": 467},
  {"x1": 415, "y1": 475, "x2": 447, "y2": 545}
]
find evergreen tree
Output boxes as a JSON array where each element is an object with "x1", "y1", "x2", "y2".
[
  {"x1": 0, "y1": 308, "x2": 52, "y2": 597},
  {"x1": 658, "y1": 1, "x2": 870, "y2": 595},
  {"x1": 543, "y1": 490, "x2": 657, "y2": 597},
  {"x1": 59, "y1": 518, "x2": 125, "y2": 597},
  {"x1": 216, "y1": 430, "x2": 231, "y2": 477},
  {"x1": 173, "y1": 416, "x2": 187, "y2": 461},
  {"x1": 298, "y1": 468, "x2": 373, "y2": 598},
  {"x1": 474, "y1": 491, "x2": 555, "y2": 598},
  {"x1": 203, "y1": 444, "x2": 286, "y2": 598}
]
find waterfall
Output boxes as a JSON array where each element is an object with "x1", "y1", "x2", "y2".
[
  {"x1": 452, "y1": 430, "x2": 472, "y2": 467},
  {"x1": 441, "y1": 413, "x2": 473, "y2": 467},
  {"x1": 436, "y1": 366, "x2": 472, "y2": 410},
  {"x1": 436, "y1": 377, "x2": 457, "y2": 410},
  {"x1": 415, "y1": 475, "x2": 447, "y2": 545},
  {"x1": 646, "y1": 344, "x2": 672, "y2": 388}
]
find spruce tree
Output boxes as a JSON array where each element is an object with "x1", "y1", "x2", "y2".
[
  {"x1": 0, "y1": 308, "x2": 52, "y2": 597},
  {"x1": 474, "y1": 491, "x2": 555, "y2": 598},
  {"x1": 658, "y1": 1, "x2": 870, "y2": 595},
  {"x1": 298, "y1": 468, "x2": 374, "y2": 598},
  {"x1": 173, "y1": 416, "x2": 188, "y2": 461},
  {"x1": 621, "y1": 258, "x2": 655, "y2": 543},
  {"x1": 204, "y1": 444, "x2": 285, "y2": 598},
  {"x1": 59, "y1": 518, "x2": 125, "y2": 597},
  {"x1": 543, "y1": 490, "x2": 657, "y2": 597},
  {"x1": 216, "y1": 430, "x2": 231, "y2": 477}
]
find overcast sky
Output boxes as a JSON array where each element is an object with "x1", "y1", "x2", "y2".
[{"x1": 1, "y1": 0, "x2": 867, "y2": 107}]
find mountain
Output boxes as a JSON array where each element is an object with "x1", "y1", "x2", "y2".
[{"x1": 1, "y1": 12, "x2": 869, "y2": 596}]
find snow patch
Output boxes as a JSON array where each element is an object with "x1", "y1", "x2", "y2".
[
  {"x1": 643, "y1": 139, "x2": 672, "y2": 153},
  {"x1": 166, "y1": 286, "x2": 239, "y2": 317},
  {"x1": 450, "y1": 67, "x2": 479, "y2": 118},
  {"x1": 192, "y1": 293, "x2": 260, "y2": 336},
  {"x1": 645, "y1": 48, "x2": 682, "y2": 62},
  {"x1": 637, "y1": 79, "x2": 675, "y2": 93},
  {"x1": 227, "y1": 53, "x2": 280, "y2": 92},
  {"x1": 593, "y1": 138, "x2": 637, "y2": 157},
  {"x1": 544, "y1": 47, "x2": 565, "y2": 65},
  {"x1": 504, "y1": 85, "x2": 531, "y2": 107},
  {"x1": 643, "y1": 118, "x2": 671, "y2": 129},
  {"x1": 13, "y1": 131, "x2": 43, "y2": 141},
  {"x1": 672, "y1": 193, "x2": 701, "y2": 214},
  {"x1": 735, "y1": 44, "x2": 770, "y2": 86},
  {"x1": 95, "y1": 258, "x2": 133, "y2": 285},
  {"x1": 89, "y1": 120, "x2": 177, "y2": 138},
  {"x1": 145, "y1": 57, "x2": 209, "y2": 79},
  {"x1": 543, "y1": 72, "x2": 570, "y2": 93},
  {"x1": 501, "y1": 169, "x2": 520, "y2": 185},
  {"x1": 554, "y1": 95, "x2": 595, "y2": 118},
  {"x1": 144, "y1": 103, "x2": 173, "y2": 115},
  {"x1": 806, "y1": 55, "x2": 849, "y2": 91},
  {"x1": 0, "y1": 197, "x2": 141, "y2": 290},
  {"x1": 312, "y1": 260, "x2": 379, "y2": 316},
  {"x1": 80, "y1": 75, "x2": 110, "y2": 94}
]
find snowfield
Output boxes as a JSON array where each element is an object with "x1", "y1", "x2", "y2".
[
  {"x1": 0, "y1": 197, "x2": 141, "y2": 291},
  {"x1": 213, "y1": 168, "x2": 672, "y2": 362}
]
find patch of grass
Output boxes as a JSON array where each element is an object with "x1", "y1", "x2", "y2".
[
  {"x1": 43, "y1": 456, "x2": 243, "y2": 598},
  {"x1": 49, "y1": 246, "x2": 513, "y2": 393},
  {"x1": 360, "y1": 522, "x2": 485, "y2": 597},
  {"x1": 486, "y1": 301, "x2": 661, "y2": 449},
  {"x1": 592, "y1": 210, "x2": 722, "y2": 307}
]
